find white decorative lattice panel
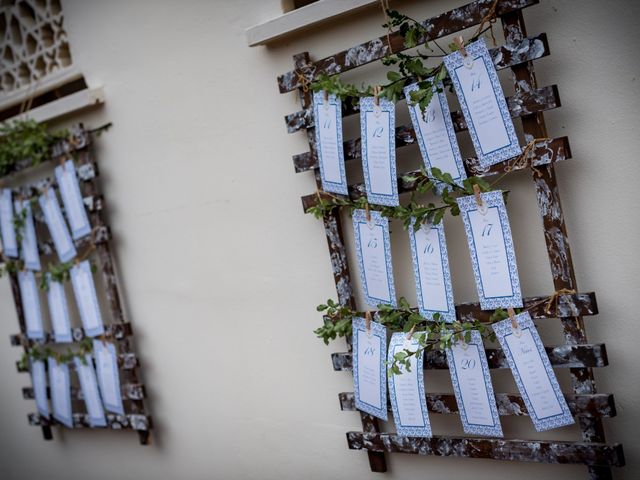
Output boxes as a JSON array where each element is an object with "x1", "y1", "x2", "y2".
[{"x1": 0, "y1": 0, "x2": 72, "y2": 94}]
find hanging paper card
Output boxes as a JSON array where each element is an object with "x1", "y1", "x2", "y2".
[
  {"x1": 388, "y1": 332, "x2": 431, "y2": 437},
  {"x1": 14, "y1": 199, "x2": 40, "y2": 270},
  {"x1": 48, "y1": 357, "x2": 73, "y2": 428},
  {"x1": 31, "y1": 359, "x2": 49, "y2": 417},
  {"x1": 0, "y1": 188, "x2": 18, "y2": 257},
  {"x1": 408, "y1": 220, "x2": 455, "y2": 322},
  {"x1": 360, "y1": 96, "x2": 399, "y2": 206},
  {"x1": 313, "y1": 91, "x2": 348, "y2": 195},
  {"x1": 446, "y1": 330, "x2": 502, "y2": 437},
  {"x1": 493, "y1": 311, "x2": 574, "y2": 431},
  {"x1": 352, "y1": 317, "x2": 387, "y2": 421},
  {"x1": 456, "y1": 190, "x2": 522, "y2": 310},
  {"x1": 39, "y1": 188, "x2": 76, "y2": 262},
  {"x1": 352, "y1": 209, "x2": 396, "y2": 307},
  {"x1": 71, "y1": 260, "x2": 104, "y2": 337},
  {"x1": 47, "y1": 275, "x2": 72, "y2": 343},
  {"x1": 55, "y1": 159, "x2": 91, "y2": 240},
  {"x1": 404, "y1": 82, "x2": 466, "y2": 192},
  {"x1": 18, "y1": 270, "x2": 44, "y2": 340},
  {"x1": 74, "y1": 355, "x2": 107, "y2": 427},
  {"x1": 93, "y1": 340, "x2": 124, "y2": 415},
  {"x1": 444, "y1": 38, "x2": 521, "y2": 168}
]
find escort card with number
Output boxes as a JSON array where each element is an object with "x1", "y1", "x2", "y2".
[
  {"x1": 31, "y1": 359, "x2": 49, "y2": 417},
  {"x1": 352, "y1": 317, "x2": 387, "y2": 421},
  {"x1": 71, "y1": 260, "x2": 105, "y2": 337},
  {"x1": 388, "y1": 333, "x2": 431, "y2": 437},
  {"x1": 48, "y1": 357, "x2": 73, "y2": 427},
  {"x1": 352, "y1": 209, "x2": 396, "y2": 307},
  {"x1": 493, "y1": 311, "x2": 574, "y2": 431},
  {"x1": 408, "y1": 220, "x2": 455, "y2": 322},
  {"x1": 39, "y1": 188, "x2": 77, "y2": 262},
  {"x1": 47, "y1": 275, "x2": 72, "y2": 343},
  {"x1": 74, "y1": 355, "x2": 107, "y2": 427},
  {"x1": 14, "y1": 199, "x2": 40, "y2": 270},
  {"x1": 456, "y1": 190, "x2": 522, "y2": 310},
  {"x1": 93, "y1": 340, "x2": 124, "y2": 414},
  {"x1": 55, "y1": 159, "x2": 91, "y2": 240},
  {"x1": 18, "y1": 270, "x2": 44, "y2": 340},
  {"x1": 446, "y1": 330, "x2": 503, "y2": 437},
  {"x1": 404, "y1": 82, "x2": 466, "y2": 191},
  {"x1": 444, "y1": 38, "x2": 521, "y2": 167},
  {"x1": 313, "y1": 91, "x2": 348, "y2": 195},
  {"x1": 360, "y1": 96, "x2": 399, "y2": 206},
  {"x1": 0, "y1": 188, "x2": 18, "y2": 257}
]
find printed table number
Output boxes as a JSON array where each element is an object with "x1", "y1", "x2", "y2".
[
  {"x1": 352, "y1": 317, "x2": 387, "y2": 421},
  {"x1": 444, "y1": 38, "x2": 521, "y2": 168},
  {"x1": 313, "y1": 91, "x2": 348, "y2": 195}
]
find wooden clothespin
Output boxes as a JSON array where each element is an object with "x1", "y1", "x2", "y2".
[
  {"x1": 473, "y1": 184, "x2": 483, "y2": 207},
  {"x1": 373, "y1": 86, "x2": 381, "y2": 106},
  {"x1": 365, "y1": 202, "x2": 371, "y2": 222},
  {"x1": 453, "y1": 36, "x2": 467, "y2": 56},
  {"x1": 323, "y1": 89, "x2": 329, "y2": 102},
  {"x1": 365, "y1": 311, "x2": 372, "y2": 333},
  {"x1": 405, "y1": 324, "x2": 416, "y2": 341},
  {"x1": 507, "y1": 307, "x2": 518, "y2": 330}
]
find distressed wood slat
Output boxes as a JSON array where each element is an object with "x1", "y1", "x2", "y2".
[
  {"x1": 277, "y1": 0, "x2": 539, "y2": 93},
  {"x1": 292, "y1": 84, "x2": 561, "y2": 173},
  {"x1": 347, "y1": 433, "x2": 625, "y2": 467},
  {"x1": 28, "y1": 412, "x2": 152, "y2": 432},
  {"x1": 10, "y1": 322, "x2": 133, "y2": 346},
  {"x1": 23, "y1": 383, "x2": 146, "y2": 401},
  {"x1": 338, "y1": 392, "x2": 616, "y2": 418},
  {"x1": 332, "y1": 343, "x2": 608, "y2": 371},
  {"x1": 301, "y1": 136, "x2": 570, "y2": 211},
  {"x1": 285, "y1": 34, "x2": 550, "y2": 136},
  {"x1": 17, "y1": 352, "x2": 139, "y2": 372}
]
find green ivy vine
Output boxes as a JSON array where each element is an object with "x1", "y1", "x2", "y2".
[{"x1": 18, "y1": 337, "x2": 94, "y2": 370}]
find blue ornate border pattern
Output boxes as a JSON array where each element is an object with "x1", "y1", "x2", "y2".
[
  {"x1": 48, "y1": 275, "x2": 73, "y2": 343},
  {"x1": 312, "y1": 91, "x2": 348, "y2": 195},
  {"x1": 456, "y1": 190, "x2": 523, "y2": 310},
  {"x1": 359, "y1": 96, "x2": 399, "y2": 206},
  {"x1": 404, "y1": 81, "x2": 467, "y2": 193},
  {"x1": 353, "y1": 316, "x2": 388, "y2": 421},
  {"x1": 388, "y1": 332, "x2": 432, "y2": 437},
  {"x1": 94, "y1": 339, "x2": 125, "y2": 415},
  {"x1": 444, "y1": 38, "x2": 522, "y2": 168},
  {"x1": 408, "y1": 219, "x2": 456, "y2": 322},
  {"x1": 446, "y1": 329, "x2": 503, "y2": 437},
  {"x1": 71, "y1": 260, "x2": 105, "y2": 337},
  {"x1": 39, "y1": 189, "x2": 77, "y2": 262},
  {"x1": 55, "y1": 159, "x2": 92, "y2": 240},
  {"x1": 48, "y1": 357, "x2": 73, "y2": 428},
  {"x1": 15, "y1": 199, "x2": 41, "y2": 271},
  {"x1": 492, "y1": 312, "x2": 575, "y2": 432},
  {"x1": 31, "y1": 359, "x2": 49, "y2": 417},
  {"x1": 0, "y1": 188, "x2": 18, "y2": 257},
  {"x1": 74, "y1": 355, "x2": 107, "y2": 427},
  {"x1": 18, "y1": 270, "x2": 45, "y2": 340},
  {"x1": 352, "y1": 209, "x2": 397, "y2": 307}
]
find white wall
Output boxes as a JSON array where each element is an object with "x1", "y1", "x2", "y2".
[{"x1": 0, "y1": 1, "x2": 638, "y2": 479}]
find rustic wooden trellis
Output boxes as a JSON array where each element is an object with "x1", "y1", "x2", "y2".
[
  {"x1": 277, "y1": 0, "x2": 624, "y2": 477},
  {"x1": 6, "y1": 124, "x2": 152, "y2": 445}
]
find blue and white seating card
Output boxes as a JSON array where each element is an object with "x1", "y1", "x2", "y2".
[
  {"x1": 14, "y1": 199, "x2": 40, "y2": 270},
  {"x1": 55, "y1": 159, "x2": 91, "y2": 240},
  {"x1": 39, "y1": 188, "x2": 76, "y2": 262},
  {"x1": 93, "y1": 340, "x2": 125, "y2": 415},
  {"x1": 0, "y1": 188, "x2": 18, "y2": 257},
  {"x1": 71, "y1": 260, "x2": 104, "y2": 337},
  {"x1": 456, "y1": 190, "x2": 522, "y2": 310},
  {"x1": 313, "y1": 91, "x2": 348, "y2": 195},
  {"x1": 18, "y1": 270, "x2": 44, "y2": 340},
  {"x1": 352, "y1": 209, "x2": 396, "y2": 307},
  {"x1": 360, "y1": 96, "x2": 399, "y2": 206},
  {"x1": 404, "y1": 82, "x2": 466, "y2": 192},
  {"x1": 74, "y1": 355, "x2": 107, "y2": 427},
  {"x1": 47, "y1": 275, "x2": 72, "y2": 343},
  {"x1": 446, "y1": 330, "x2": 502, "y2": 437},
  {"x1": 388, "y1": 332, "x2": 431, "y2": 437},
  {"x1": 493, "y1": 311, "x2": 574, "y2": 431},
  {"x1": 48, "y1": 356, "x2": 73, "y2": 428},
  {"x1": 352, "y1": 317, "x2": 387, "y2": 421},
  {"x1": 444, "y1": 38, "x2": 521, "y2": 168},
  {"x1": 408, "y1": 220, "x2": 455, "y2": 322},
  {"x1": 31, "y1": 359, "x2": 49, "y2": 417}
]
